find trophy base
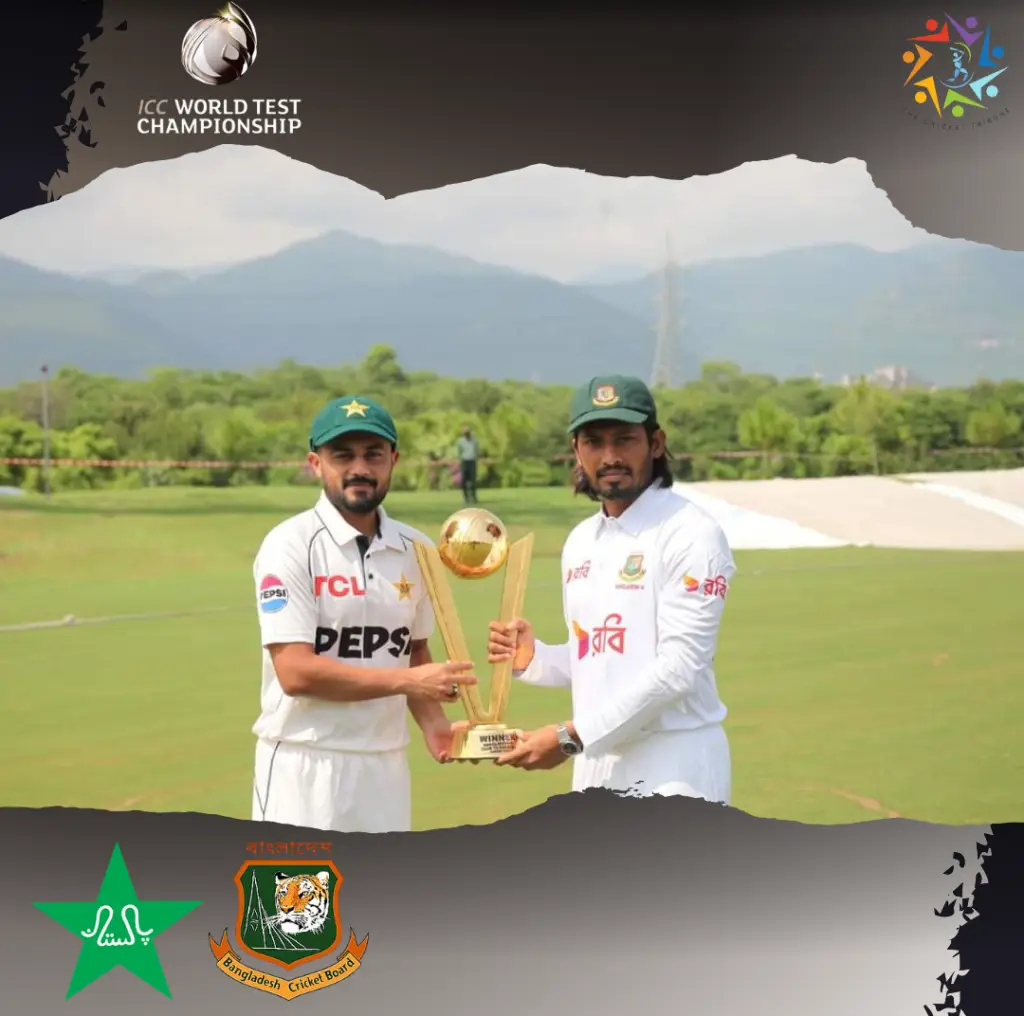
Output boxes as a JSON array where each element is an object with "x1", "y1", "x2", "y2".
[{"x1": 451, "y1": 723, "x2": 518, "y2": 760}]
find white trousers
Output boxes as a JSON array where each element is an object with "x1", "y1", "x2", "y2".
[
  {"x1": 251, "y1": 738, "x2": 411, "y2": 834},
  {"x1": 572, "y1": 723, "x2": 732, "y2": 803}
]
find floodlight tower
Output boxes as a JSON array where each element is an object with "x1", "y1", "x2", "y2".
[{"x1": 650, "y1": 230, "x2": 682, "y2": 389}]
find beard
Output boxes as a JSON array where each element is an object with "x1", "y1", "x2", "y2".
[
  {"x1": 589, "y1": 459, "x2": 654, "y2": 502},
  {"x1": 324, "y1": 476, "x2": 388, "y2": 515}
]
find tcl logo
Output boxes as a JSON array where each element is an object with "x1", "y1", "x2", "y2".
[
  {"x1": 314, "y1": 574, "x2": 366, "y2": 598},
  {"x1": 315, "y1": 625, "x2": 411, "y2": 659}
]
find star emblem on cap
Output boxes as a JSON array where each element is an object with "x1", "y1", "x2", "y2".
[
  {"x1": 393, "y1": 574, "x2": 414, "y2": 600},
  {"x1": 341, "y1": 399, "x2": 369, "y2": 417}
]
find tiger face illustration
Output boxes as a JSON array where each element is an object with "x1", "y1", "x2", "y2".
[{"x1": 272, "y1": 870, "x2": 331, "y2": 935}]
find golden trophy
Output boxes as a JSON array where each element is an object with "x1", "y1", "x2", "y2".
[{"x1": 413, "y1": 507, "x2": 534, "y2": 760}]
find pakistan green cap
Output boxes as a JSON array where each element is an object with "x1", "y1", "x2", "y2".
[
  {"x1": 567, "y1": 375, "x2": 658, "y2": 434},
  {"x1": 309, "y1": 395, "x2": 399, "y2": 451}
]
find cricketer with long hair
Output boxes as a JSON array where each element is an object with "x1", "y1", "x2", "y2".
[{"x1": 486, "y1": 375, "x2": 736, "y2": 801}]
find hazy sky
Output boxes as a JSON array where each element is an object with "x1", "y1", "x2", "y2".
[{"x1": 0, "y1": 146, "x2": 932, "y2": 281}]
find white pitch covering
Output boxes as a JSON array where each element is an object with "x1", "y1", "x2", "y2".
[
  {"x1": 672, "y1": 482, "x2": 851, "y2": 550},
  {"x1": 905, "y1": 480, "x2": 1024, "y2": 531}
]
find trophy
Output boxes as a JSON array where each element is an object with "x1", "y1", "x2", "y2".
[{"x1": 413, "y1": 507, "x2": 534, "y2": 760}]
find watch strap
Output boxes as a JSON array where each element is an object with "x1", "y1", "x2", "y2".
[{"x1": 556, "y1": 724, "x2": 582, "y2": 755}]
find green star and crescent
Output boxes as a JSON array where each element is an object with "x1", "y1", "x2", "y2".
[{"x1": 33, "y1": 842, "x2": 203, "y2": 999}]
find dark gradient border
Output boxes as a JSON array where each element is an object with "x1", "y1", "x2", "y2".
[
  {"x1": 2, "y1": 2, "x2": 1023, "y2": 1013},
  {"x1": 1, "y1": 800, "x2": 1001, "y2": 1014}
]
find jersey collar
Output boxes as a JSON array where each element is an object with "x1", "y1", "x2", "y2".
[
  {"x1": 595, "y1": 479, "x2": 668, "y2": 536},
  {"x1": 314, "y1": 492, "x2": 405, "y2": 552},
  {"x1": 374, "y1": 505, "x2": 407, "y2": 552}
]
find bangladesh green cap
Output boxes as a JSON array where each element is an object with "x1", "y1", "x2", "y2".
[
  {"x1": 567, "y1": 375, "x2": 658, "y2": 434},
  {"x1": 309, "y1": 395, "x2": 399, "y2": 451}
]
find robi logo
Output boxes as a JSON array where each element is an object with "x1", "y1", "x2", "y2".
[
  {"x1": 314, "y1": 575, "x2": 366, "y2": 598},
  {"x1": 315, "y1": 625, "x2": 412, "y2": 660},
  {"x1": 572, "y1": 621, "x2": 589, "y2": 658},
  {"x1": 572, "y1": 614, "x2": 627, "y2": 660}
]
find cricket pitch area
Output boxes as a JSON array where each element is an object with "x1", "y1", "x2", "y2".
[{"x1": 1, "y1": 474, "x2": 1022, "y2": 829}]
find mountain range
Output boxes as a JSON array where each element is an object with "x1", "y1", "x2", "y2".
[
  {"x1": 0, "y1": 150, "x2": 927, "y2": 282},
  {"x1": 0, "y1": 230, "x2": 1021, "y2": 388}
]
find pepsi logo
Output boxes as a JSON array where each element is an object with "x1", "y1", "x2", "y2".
[{"x1": 259, "y1": 574, "x2": 289, "y2": 614}]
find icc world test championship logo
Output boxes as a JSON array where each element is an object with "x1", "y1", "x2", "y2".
[
  {"x1": 902, "y1": 14, "x2": 1008, "y2": 120},
  {"x1": 182, "y1": 3, "x2": 258, "y2": 86}
]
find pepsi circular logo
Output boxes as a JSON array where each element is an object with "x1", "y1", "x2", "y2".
[{"x1": 259, "y1": 574, "x2": 289, "y2": 614}]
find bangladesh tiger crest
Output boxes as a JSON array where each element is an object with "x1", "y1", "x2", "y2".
[
  {"x1": 592, "y1": 384, "x2": 619, "y2": 407},
  {"x1": 618, "y1": 552, "x2": 646, "y2": 584},
  {"x1": 208, "y1": 851, "x2": 368, "y2": 1000}
]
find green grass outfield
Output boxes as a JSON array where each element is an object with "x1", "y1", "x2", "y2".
[{"x1": 1, "y1": 484, "x2": 1022, "y2": 828}]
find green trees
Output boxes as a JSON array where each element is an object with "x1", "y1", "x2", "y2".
[
  {"x1": 737, "y1": 398, "x2": 800, "y2": 478},
  {"x1": 965, "y1": 401, "x2": 1022, "y2": 449},
  {"x1": 0, "y1": 347, "x2": 1020, "y2": 493}
]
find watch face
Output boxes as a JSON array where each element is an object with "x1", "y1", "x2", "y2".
[{"x1": 557, "y1": 726, "x2": 580, "y2": 755}]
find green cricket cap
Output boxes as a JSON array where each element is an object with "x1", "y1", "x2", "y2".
[
  {"x1": 308, "y1": 395, "x2": 399, "y2": 451},
  {"x1": 567, "y1": 375, "x2": 658, "y2": 434}
]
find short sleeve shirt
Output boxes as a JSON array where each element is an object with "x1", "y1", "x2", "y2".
[{"x1": 252, "y1": 493, "x2": 436, "y2": 753}]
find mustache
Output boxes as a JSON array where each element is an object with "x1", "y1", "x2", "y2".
[
  {"x1": 344, "y1": 476, "x2": 378, "y2": 489},
  {"x1": 596, "y1": 465, "x2": 631, "y2": 478}
]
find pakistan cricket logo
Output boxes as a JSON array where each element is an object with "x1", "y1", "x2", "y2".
[
  {"x1": 33, "y1": 843, "x2": 203, "y2": 999},
  {"x1": 208, "y1": 857, "x2": 369, "y2": 1000}
]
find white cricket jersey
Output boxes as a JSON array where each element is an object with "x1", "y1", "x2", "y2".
[
  {"x1": 251, "y1": 492, "x2": 435, "y2": 753},
  {"x1": 517, "y1": 481, "x2": 735, "y2": 757}
]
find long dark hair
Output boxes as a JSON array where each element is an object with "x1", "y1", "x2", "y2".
[{"x1": 571, "y1": 420, "x2": 674, "y2": 501}]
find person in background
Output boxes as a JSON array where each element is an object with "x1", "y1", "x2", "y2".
[{"x1": 455, "y1": 426, "x2": 480, "y2": 505}]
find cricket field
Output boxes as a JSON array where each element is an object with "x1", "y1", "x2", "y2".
[{"x1": 1, "y1": 485, "x2": 1022, "y2": 828}]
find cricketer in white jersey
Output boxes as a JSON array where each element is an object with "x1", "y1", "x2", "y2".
[
  {"x1": 251, "y1": 395, "x2": 477, "y2": 834},
  {"x1": 488, "y1": 374, "x2": 735, "y2": 803}
]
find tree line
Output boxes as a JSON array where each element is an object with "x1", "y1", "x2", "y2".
[{"x1": 0, "y1": 345, "x2": 1021, "y2": 494}]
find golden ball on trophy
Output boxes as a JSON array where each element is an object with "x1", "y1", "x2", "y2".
[{"x1": 437, "y1": 507, "x2": 510, "y2": 579}]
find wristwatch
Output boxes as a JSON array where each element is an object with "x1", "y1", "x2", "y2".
[{"x1": 556, "y1": 724, "x2": 583, "y2": 756}]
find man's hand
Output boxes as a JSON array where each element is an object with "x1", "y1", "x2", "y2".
[
  {"x1": 404, "y1": 661, "x2": 477, "y2": 703},
  {"x1": 495, "y1": 725, "x2": 568, "y2": 771},
  {"x1": 423, "y1": 720, "x2": 484, "y2": 766},
  {"x1": 419, "y1": 717, "x2": 460, "y2": 763},
  {"x1": 487, "y1": 618, "x2": 536, "y2": 671}
]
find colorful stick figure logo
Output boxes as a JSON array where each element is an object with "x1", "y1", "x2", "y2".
[{"x1": 902, "y1": 15, "x2": 1008, "y2": 119}]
